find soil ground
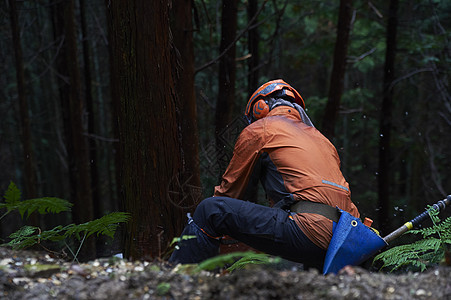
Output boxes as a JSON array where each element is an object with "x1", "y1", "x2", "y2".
[{"x1": 1, "y1": 246, "x2": 450, "y2": 299}]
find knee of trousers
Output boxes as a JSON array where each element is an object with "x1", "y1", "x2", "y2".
[
  {"x1": 192, "y1": 197, "x2": 228, "y2": 235},
  {"x1": 193, "y1": 197, "x2": 221, "y2": 223}
]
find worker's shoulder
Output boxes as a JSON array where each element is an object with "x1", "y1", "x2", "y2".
[{"x1": 264, "y1": 114, "x2": 314, "y2": 133}]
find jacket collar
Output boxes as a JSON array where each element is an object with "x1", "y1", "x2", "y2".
[{"x1": 267, "y1": 105, "x2": 302, "y2": 121}]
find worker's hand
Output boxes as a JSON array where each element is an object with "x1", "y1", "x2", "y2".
[{"x1": 272, "y1": 199, "x2": 292, "y2": 210}]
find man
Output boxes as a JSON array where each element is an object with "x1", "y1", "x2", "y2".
[{"x1": 169, "y1": 79, "x2": 360, "y2": 270}]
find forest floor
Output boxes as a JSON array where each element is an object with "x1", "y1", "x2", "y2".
[{"x1": 0, "y1": 246, "x2": 450, "y2": 300}]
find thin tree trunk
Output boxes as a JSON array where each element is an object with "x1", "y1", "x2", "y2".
[
  {"x1": 247, "y1": 0, "x2": 260, "y2": 97},
  {"x1": 8, "y1": 0, "x2": 38, "y2": 201},
  {"x1": 107, "y1": 0, "x2": 184, "y2": 260},
  {"x1": 321, "y1": 0, "x2": 353, "y2": 140},
  {"x1": 105, "y1": 6, "x2": 124, "y2": 249},
  {"x1": 51, "y1": 0, "x2": 95, "y2": 260},
  {"x1": 378, "y1": 0, "x2": 399, "y2": 231},
  {"x1": 215, "y1": 0, "x2": 238, "y2": 176},
  {"x1": 80, "y1": 0, "x2": 108, "y2": 257},
  {"x1": 105, "y1": 0, "x2": 122, "y2": 218},
  {"x1": 79, "y1": 0, "x2": 100, "y2": 217}
]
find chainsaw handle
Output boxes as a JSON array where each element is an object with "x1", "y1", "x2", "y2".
[
  {"x1": 411, "y1": 195, "x2": 450, "y2": 227},
  {"x1": 383, "y1": 195, "x2": 450, "y2": 244}
]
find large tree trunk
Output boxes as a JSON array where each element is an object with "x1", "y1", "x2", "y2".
[
  {"x1": 321, "y1": 0, "x2": 353, "y2": 140},
  {"x1": 107, "y1": 0, "x2": 184, "y2": 260},
  {"x1": 378, "y1": 0, "x2": 399, "y2": 231},
  {"x1": 51, "y1": 0, "x2": 95, "y2": 260},
  {"x1": 171, "y1": 0, "x2": 202, "y2": 211},
  {"x1": 215, "y1": 0, "x2": 238, "y2": 177},
  {"x1": 8, "y1": 0, "x2": 38, "y2": 201}
]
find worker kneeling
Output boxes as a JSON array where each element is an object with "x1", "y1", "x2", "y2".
[{"x1": 170, "y1": 79, "x2": 360, "y2": 271}]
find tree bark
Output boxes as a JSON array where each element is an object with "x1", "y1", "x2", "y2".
[
  {"x1": 107, "y1": 0, "x2": 184, "y2": 260},
  {"x1": 171, "y1": 0, "x2": 202, "y2": 211},
  {"x1": 378, "y1": 0, "x2": 399, "y2": 230},
  {"x1": 321, "y1": 0, "x2": 353, "y2": 140}
]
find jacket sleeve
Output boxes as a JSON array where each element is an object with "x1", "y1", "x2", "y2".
[{"x1": 213, "y1": 124, "x2": 264, "y2": 200}]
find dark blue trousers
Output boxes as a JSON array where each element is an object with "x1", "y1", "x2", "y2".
[{"x1": 169, "y1": 197, "x2": 326, "y2": 270}]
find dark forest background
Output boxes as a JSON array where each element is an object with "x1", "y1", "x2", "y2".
[{"x1": 0, "y1": 0, "x2": 449, "y2": 261}]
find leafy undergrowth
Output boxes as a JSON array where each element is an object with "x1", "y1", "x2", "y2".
[{"x1": 1, "y1": 247, "x2": 450, "y2": 299}]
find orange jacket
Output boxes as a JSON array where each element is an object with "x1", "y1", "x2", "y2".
[{"x1": 214, "y1": 106, "x2": 360, "y2": 249}]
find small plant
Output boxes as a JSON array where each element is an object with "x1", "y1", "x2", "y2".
[
  {"x1": 161, "y1": 235, "x2": 197, "y2": 260},
  {"x1": 170, "y1": 235, "x2": 197, "y2": 249},
  {"x1": 194, "y1": 251, "x2": 280, "y2": 273},
  {"x1": 156, "y1": 282, "x2": 171, "y2": 296},
  {"x1": 226, "y1": 251, "x2": 281, "y2": 272},
  {"x1": 0, "y1": 181, "x2": 130, "y2": 261},
  {"x1": 374, "y1": 207, "x2": 451, "y2": 272}
]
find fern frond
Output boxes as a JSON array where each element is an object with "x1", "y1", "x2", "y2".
[
  {"x1": 427, "y1": 206, "x2": 441, "y2": 224},
  {"x1": 374, "y1": 213, "x2": 451, "y2": 272},
  {"x1": 375, "y1": 237, "x2": 444, "y2": 272},
  {"x1": 3, "y1": 225, "x2": 72, "y2": 250},
  {"x1": 64, "y1": 212, "x2": 130, "y2": 240},
  {"x1": 0, "y1": 182, "x2": 72, "y2": 219},
  {"x1": 410, "y1": 216, "x2": 451, "y2": 239},
  {"x1": 9, "y1": 225, "x2": 38, "y2": 239},
  {"x1": 39, "y1": 225, "x2": 72, "y2": 242},
  {"x1": 4, "y1": 226, "x2": 39, "y2": 250},
  {"x1": 16, "y1": 197, "x2": 72, "y2": 219},
  {"x1": 3, "y1": 213, "x2": 130, "y2": 250},
  {"x1": 1, "y1": 183, "x2": 130, "y2": 256},
  {"x1": 3, "y1": 181, "x2": 21, "y2": 204},
  {"x1": 0, "y1": 181, "x2": 22, "y2": 212}
]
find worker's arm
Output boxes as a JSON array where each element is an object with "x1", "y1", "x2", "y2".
[{"x1": 214, "y1": 123, "x2": 264, "y2": 200}]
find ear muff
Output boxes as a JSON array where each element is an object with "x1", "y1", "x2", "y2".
[{"x1": 252, "y1": 99, "x2": 269, "y2": 120}]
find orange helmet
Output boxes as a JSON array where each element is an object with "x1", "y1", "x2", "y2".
[{"x1": 245, "y1": 79, "x2": 304, "y2": 122}]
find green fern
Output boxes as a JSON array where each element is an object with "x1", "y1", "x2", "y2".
[
  {"x1": 63, "y1": 212, "x2": 131, "y2": 240},
  {"x1": 374, "y1": 208, "x2": 451, "y2": 272},
  {"x1": 0, "y1": 181, "x2": 72, "y2": 219},
  {"x1": 6, "y1": 226, "x2": 40, "y2": 249},
  {"x1": 4, "y1": 181, "x2": 21, "y2": 202},
  {"x1": 5, "y1": 213, "x2": 130, "y2": 250},
  {"x1": 1, "y1": 182, "x2": 130, "y2": 259},
  {"x1": 6, "y1": 225, "x2": 69, "y2": 250},
  {"x1": 17, "y1": 198, "x2": 72, "y2": 218}
]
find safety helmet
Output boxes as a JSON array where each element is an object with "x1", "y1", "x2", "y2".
[{"x1": 244, "y1": 79, "x2": 305, "y2": 122}]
